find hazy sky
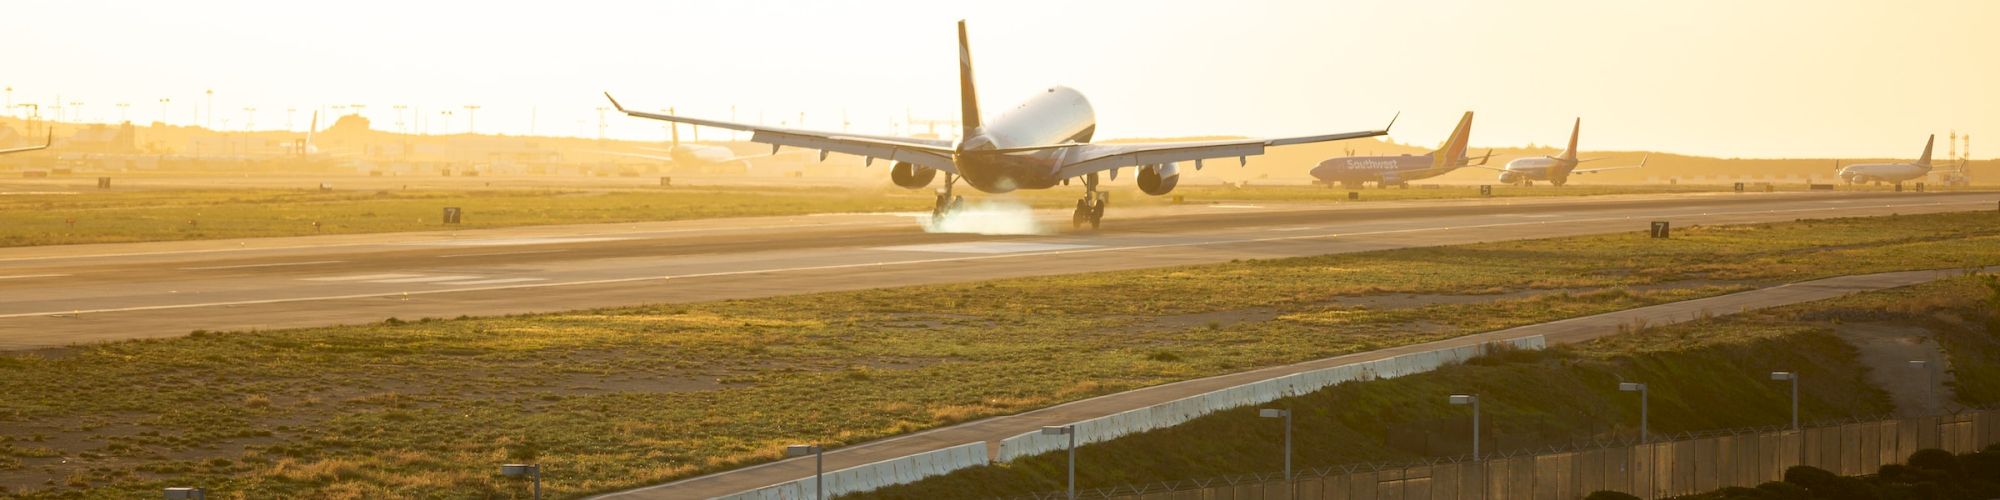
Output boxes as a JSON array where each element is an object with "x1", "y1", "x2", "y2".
[{"x1": 7, "y1": 0, "x2": 1995, "y2": 159}]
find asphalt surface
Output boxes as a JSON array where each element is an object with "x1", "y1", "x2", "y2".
[
  {"x1": 594, "y1": 266, "x2": 1995, "y2": 499},
  {"x1": 0, "y1": 190, "x2": 1994, "y2": 350}
]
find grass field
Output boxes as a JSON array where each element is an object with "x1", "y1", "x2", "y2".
[
  {"x1": 0, "y1": 182, "x2": 1776, "y2": 247},
  {"x1": 0, "y1": 212, "x2": 1997, "y2": 498},
  {"x1": 859, "y1": 276, "x2": 2000, "y2": 499}
]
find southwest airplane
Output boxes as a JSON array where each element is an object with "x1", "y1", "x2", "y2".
[
  {"x1": 608, "y1": 20, "x2": 1393, "y2": 228},
  {"x1": 0, "y1": 131, "x2": 51, "y2": 156},
  {"x1": 1837, "y1": 135, "x2": 1945, "y2": 187},
  {"x1": 1309, "y1": 111, "x2": 1487, "y2": 189},
  {"x1": 1487, "y1": 118, "x2": 1645, "y2": 186}
]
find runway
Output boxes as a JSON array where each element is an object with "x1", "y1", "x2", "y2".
[{"x1": 0, "y1": 190, "x2": 1993, "y2": 350}]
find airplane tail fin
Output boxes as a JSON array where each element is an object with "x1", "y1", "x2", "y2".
[
  {"x1": 1432, "y1": 111, "x2": 1475, "y2": 169},
  {"x1": 1558, "y1": 118, "x2": 1580, "y2": 163},
  {"x1": 1916, "y1": 134, "x2": 1934, "y2": 167},
  {"x1": 305, "y1": 110, "x2": 319, "y2": 154},
  {"x1": 957, "y1": 20, "x2": 982, "y2": 141}
]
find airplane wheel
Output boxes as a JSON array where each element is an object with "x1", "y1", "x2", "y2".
[{"x1": 1091, "y1": 196, "x2": 1108, "y2": 229}]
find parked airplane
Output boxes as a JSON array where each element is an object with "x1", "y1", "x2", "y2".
[
  {"x1": 0, "y1": 131, "x2": 51, "y2": 156},
  {"x1": 1837, "y1": 135, "x2": 1948, "y2": 187},
  {"x1": 608, "y1": 20, "x2": 1393, "y2": 228},
  {"x1": 1309, "y1": 111, "x2": 1488, "y2": 189},
  {"x1": 1487, "y1": 119, "x2": 1644, "y2": 186}
]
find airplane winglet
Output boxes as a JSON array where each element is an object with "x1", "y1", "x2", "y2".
[
  {"x1": 1383, "y1": 112, "x2": 1400, "y2": 133},
  {"x1": 45, "y1": 130, "x2": 53, "y2": 147},
  {"x1": 603, "y1": 92, "x2": 625, "y2": 112}
]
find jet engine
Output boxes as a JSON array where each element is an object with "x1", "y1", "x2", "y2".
[
  {"x1": 1497, "y1": 171, "x2": 1522, "y2": 184},
  {"x1": 891, "y1": 162, "x2": 937, "y2": 189},
  {"x1": 1137, "y1": 162, "x2": 1181, "y2": 195}
]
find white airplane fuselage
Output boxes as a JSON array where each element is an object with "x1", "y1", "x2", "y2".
[
  {"x1": 1498, "y1": 157, "x2": 1574, "y2": 185},
  {"x1": 1838, "y1": 162, "x2": 1929, "y2": 184},
  {"x1": 951, "y1": 86, "x2": 1097, "y2": 193}
]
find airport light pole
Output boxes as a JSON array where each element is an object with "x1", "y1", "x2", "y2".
[
  {"x1": 3, "y1": 86, "x2": 10, "y2": 117},
  {"x1": 116, "y1": 103, "x2": 130, "y2": 123},
  {"x1": 1619, "y1": 382, "x2": 1649, "y2": 444},
  {"x1": 500, "y1": 463, "x2": 541, "y2": 500},
  {"x1": 1909, "y1": 360, "x2": 1936, "y2": 414},
  {"x1": 393, "y1": 105, "x2": 407, "y2": 133},
  {"x1": 242, "y1": 107, "x2": 256, "y2": 131},
  {"x1": 1771, "y1": 371, "x2": 1799, "y2": 430},
  {"x1": 1259, "y1": 408, "x2": 1293, "y2": 482},
  {"x1": 786, "y1": 444, "x2": 825, "y2": 500},
  {"x1": 204, "y1": 89, "x2": 213, "y2": 129},
  {"x1": 158, "y1": 98, "x2": 171, "y2": 125},
  {"x1": 287, "y1": 107, "x2": 296, "y2": 131},
  {"x1": 1041, "y1": 425, "x2": 1077, "y2": 500},
  {"x1": 463, "y1": 105, "x2": 481, "y2": 134},
  {"x1": 1449, "y1": 394, "x2": 1480, "y2": 461}
]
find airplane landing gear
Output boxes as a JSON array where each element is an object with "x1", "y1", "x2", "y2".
[
  {"x1": 932, "y1": 173, "x2": 965, "y2": 224},
  {"x1": 1072, "y1": 173, "x2": 1108, "y2": 229}
]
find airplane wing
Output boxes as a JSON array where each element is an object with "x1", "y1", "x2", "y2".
[
  {"x1": 1051, "y1": 114, "x2": 1396, "y2": 179},
  {"x1": 0, "y1": 132, "x2": 52, "y2": 156},
  {"x1": 605, "y1": 93, "x2": 960, "y2": 173},
  {"x1": 1572, "y1": 155, "x2": 1648, "y2": 175}
]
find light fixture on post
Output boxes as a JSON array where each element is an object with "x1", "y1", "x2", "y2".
[
  {"x1": 786, "y1": 444, "x2": 825, "y2": 500},
  {"x1": 1619, "y1": 382, "x2": 1649, "y2": 444},
  {"x1": 1258, "y1": 408, "x2": 1293, "y2": 482},
  {"x1": 1770, "y1": 371, "x2": 1799, "y2": 430},
  {"x1": 1041, "y1": 425, "x2": 1077, "y2": 500},
  {"x1": 1449, "y1": 394, "x2": 1480, "y2": 461}
]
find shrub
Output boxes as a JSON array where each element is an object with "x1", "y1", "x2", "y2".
[
  {"x1": 1783, "y1": 465, "x2": 1841, "y2": 491},
  {"x1": 1584, "y1": 490, "x2": 1642, "y2": 500},
  {"x1": 1714, "y1": 486, "x2": 1767, "y2": 499},
  {"x1": 1961, "y1": 450, "x2": 2000, "y2": 479},
  {"x1": 1755, "y1": 481, "x2": 1809, "y2": 500},
  {"x1": 1875, "y1": 463, "x2": 1914, "y2": 483},
  {"x1": 1907, "y1": 448, "x2": 1958, "y2": 474}
]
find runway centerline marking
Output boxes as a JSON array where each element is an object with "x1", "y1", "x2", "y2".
[
  {"x1": 437, "y1": 250, "x2": 566, "y2": 259},
  {"x1": 0, "y1": 274, "x2": 69, "y2": 280},
  {"x1": 368, "y1": 275, "x2": 486, "y2": 284},
  {"x1": 179, "y1": 260, "x2": 345, "y2": 271},
  {"x1": 404, "y1": 237, "x2": 628, "y2": 247},
  {"x1": 0, "y1": 199, "x2": 1987, "y2": 320},
  {"x1": 875, "y1": 242, "x2": 1095, "y2": 254},
  {"x1": 301, "y1": 273, "x2": 423, "y2": 282},
  {"x1": 434, "y1": 278, "x2": 546, "y2": 285}
]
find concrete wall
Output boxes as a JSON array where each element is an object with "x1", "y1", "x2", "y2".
[
  {"x1": 1098, "y1": 410, "x2": 2000, "y2": 500},
  {"x1": 715, "y1": 441, "x2": 988, "y2": 500}
]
